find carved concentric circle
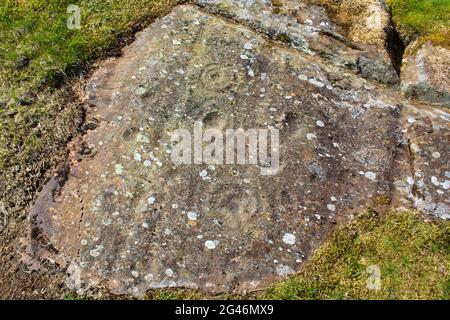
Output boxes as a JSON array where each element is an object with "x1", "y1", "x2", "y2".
[{"x1": 200, "y1": 63, "x2": 236, "y2": 91}]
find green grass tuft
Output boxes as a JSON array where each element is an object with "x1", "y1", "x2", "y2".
[
  {"x1": 262, "y1": 210, "x2": 450, "y2": 300},
  {"x1": 386, "y1": 0, "x2": 450, "y2": 47}
]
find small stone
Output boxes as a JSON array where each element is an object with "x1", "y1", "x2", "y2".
[
  {"x1": 432, "y1": 152, "x2": 441, "y2": 159},
  {"x1": 147, "y1": 196, "x2": 156, "y2": 204}
]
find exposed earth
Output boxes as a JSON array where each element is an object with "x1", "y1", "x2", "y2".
[{"x1": 1, "y1": 0, "x2": 449, "y2": 299}]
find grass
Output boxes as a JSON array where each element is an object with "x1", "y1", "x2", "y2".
[
  {"x1": 0, "y1": 0, "x2": 180, "y2": 220},
  {"x1": 386, "y1": 0, "x2": 450, "y2": 47},
  {"x1": 307, "y1": 0, "x2": 449, "y2": 48},
  {"x1": 262, "y1": 210, "x2": 450, "y2": 300}
]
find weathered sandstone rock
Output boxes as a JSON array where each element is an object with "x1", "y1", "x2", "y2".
[
  {"x1": 26, "y1": 4, "x2": 449, "y2": 296},
  {"x1": 401, "y1": 41, "x2": 450, "y2": 106},
  {"x1": 197, "y1": 0, "x2": 400, "y2": 84}
]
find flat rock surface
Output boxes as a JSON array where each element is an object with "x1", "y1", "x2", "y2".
[
  {"x1": 27, "y1": 4, "x2": 449, "y2": 296},
  {"x1": 401, "y1": 41, "x2": 450, "y2": 106}
]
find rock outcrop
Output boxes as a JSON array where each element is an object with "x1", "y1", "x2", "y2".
[
  {"x1": 197, "y1": 0, "x2": 400, "y2": 84},
  {"x1": 401, "y1": 41, "x2": 450, "y2": 106},
  {"x1": 26, "y1": 3, "x2": 449, "y2": 296}
]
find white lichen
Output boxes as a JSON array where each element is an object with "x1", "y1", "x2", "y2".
[
  {"x1": 364, "y1": 171, "x2": 377, "y2": 181},
  {"x1": 282, "y1": 233, "x2": 296, "y2": 245},
  {"x1": 205, "y1": 240, "x2": 218, "y2": 249},
  {"x1": 187, "y1": 211, "x2": 198, "y2": 221},
  {"x1": 115, "y1": 164, "x2": 124, "y2": 175}
]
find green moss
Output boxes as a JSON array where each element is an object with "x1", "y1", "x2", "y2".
[
  {"x1": 64, "y1": 293, "x2": 90, "y2": 300},
  {"x1": 442, "y1": 279, "x2": 450, "y2": 300},
  {"x1": 386, "y1": 0, "x2": 450, "y2": 47},
  {"x1": 145, "y1": 289, "x2": 208, "y2": 300},
  {"x1": 374, "y1": 195, "x2": 391, "y2": 206},
  {"x1": 262, "y1": 210, "x2": 450, "y2": 300},
  {"x1": 276, "y1": 34, "x2": 291, "y2": 44}
]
